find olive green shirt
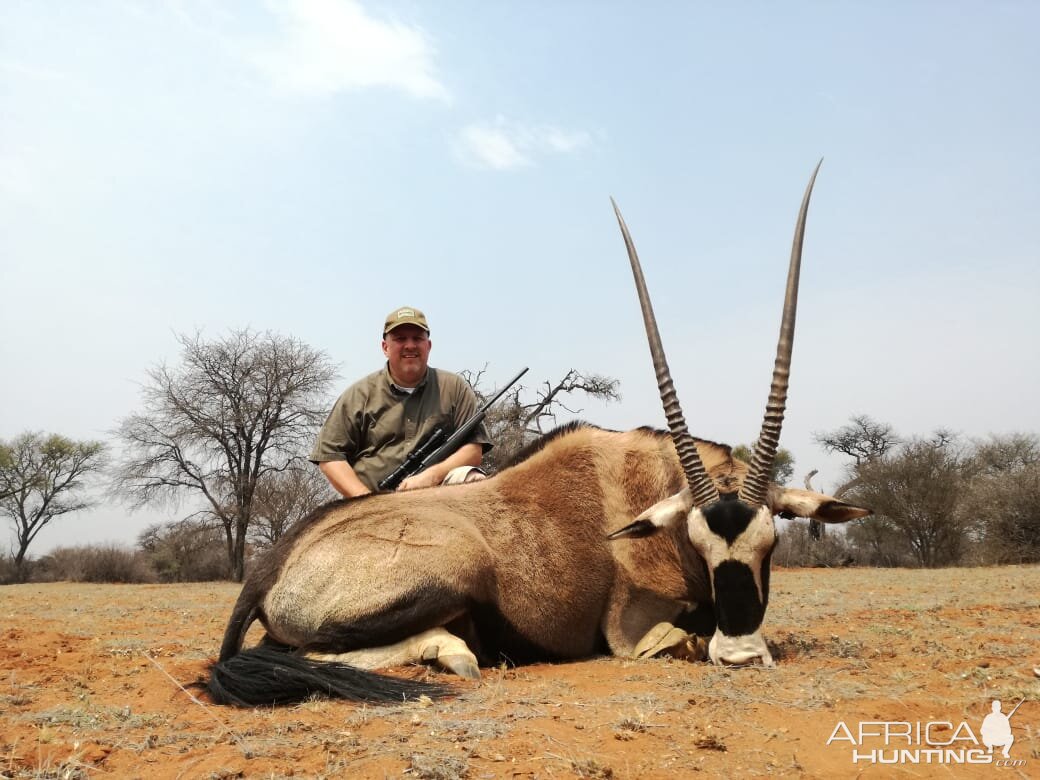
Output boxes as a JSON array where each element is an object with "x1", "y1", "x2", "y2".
[{"x1": 309, "y1": 365, "x2": 492, "y2": 491}]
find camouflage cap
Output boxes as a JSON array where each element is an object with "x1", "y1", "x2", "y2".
[{"x1": 383, "y1": 306, "x2": 430, "y2": 336}]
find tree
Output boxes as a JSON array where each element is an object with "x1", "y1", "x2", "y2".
[
  {"x1": 846, "y1": 432, "x2": 973, "y2": 567},
  {"x1": 111, "y1": 329, "x2": 337, "y2": 581},
  {"x1": 814, "y1": 414, "x2": 901, "y2": 496},
  {"x1": 0, "y1": 432, "x2": 107, "y2": 580},
  {"x1": 0, "y1": 443, "x2": 15, "y2": 500},
  {"x1": 971, "y1": 432, "x2": 1040, "y2": 475},
  {"x1": 249, "y1": 466, "x2": 336, "y2": 549},
  {"x1": 812, "y1": 415, "x2": 902, "y2": 541},
  {"x1": 961, "y1": 433, "x2": 1040, "y2": 564},
  {"x1": 461, "y1": 367, "x2": 621, "y2": 472},
  {"x1": 731, "y1": 443, "x2": 795, "y2": 486}
]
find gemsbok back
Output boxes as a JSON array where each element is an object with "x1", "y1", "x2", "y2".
[{"x1": 207, "y1": 162, "x2": 871, "y2": 706}]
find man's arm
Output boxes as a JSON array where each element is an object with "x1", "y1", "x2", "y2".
[
  {"x1": 319, "y1": 460, "x2": 372, "y2": 498},
  {"x1": 397, "y1": 442, "x2": 483, "y2": 491}
]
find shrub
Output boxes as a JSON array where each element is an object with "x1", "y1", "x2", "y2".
[
  {"x1": 138, "y1": 519, "x2": 230, "y2": 582},
  {"x1": 774, "y1": 522, "x2": 857, "y2": 568},
  {"x1": 33, "y1": 544, "x2": 157, "y2": 583},
  {"x1": 0, "y1": 552, "x2": 21, "y2": 584}
]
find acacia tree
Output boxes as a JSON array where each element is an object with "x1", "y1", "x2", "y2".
[
  {"x1": 961, "y1": 433, "x2": 1040, "y2": 564},
  {"x1": 812, "y1": 415, "x2": 901, "y2": 542},
  {"x1": 848, "y1": 431, "x2": 974, "y2": 567},
  {"x1": 461, "y1": 367, "x2": 621, "y2": 472},
  {"x1": 814, "y1": 414, "x2": 901, "y2": 495},
  {"x1": 111, "y1": 329, "x2": 336, "y2": 581},
  {"x1": 0, "y1": 443, "x2": 13, "y2": 500},
  {"x1": 731, "y1": 443, "x2": 795, "y2": 486},
  {"x1": 0, "y1": 432, "x2": 107, "y2": 580}
]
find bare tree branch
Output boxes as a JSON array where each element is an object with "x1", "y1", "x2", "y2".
[
  {"x1": 464, "y1": 367, "x2": 621, "y2": 473},
  {"x1": 110, "y1": 329, "x2": 337, "y2": 581}
]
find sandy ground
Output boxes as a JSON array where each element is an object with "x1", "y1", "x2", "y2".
[{"x1": 1, "y1": 566, "x2": 1038, "y2": 779}]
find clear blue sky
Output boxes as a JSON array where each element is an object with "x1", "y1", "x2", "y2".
[{"x1": 2, "y1": 1, "x2": 1038, "y2": 553}]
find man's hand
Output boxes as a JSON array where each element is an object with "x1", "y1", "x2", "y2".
[
  {"x1": 397, "y1": 468, "x2": 443, "y2": 491},
  {"x1": 396, "y1": 442, "x2": 485, "y2": 492},
  {"x1": 319, "y1": 460, "x2": 372, "y2": 498}
]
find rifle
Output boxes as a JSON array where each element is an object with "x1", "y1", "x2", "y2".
[{"x1": 378, "y1": 366, "x2": 529, "y2": 491}]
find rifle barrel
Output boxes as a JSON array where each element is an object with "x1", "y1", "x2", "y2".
[
  {"x1": 417, "y1": 367, "x2": 529, "y2": 471},
  {"x1": 478, "y1": 367, "x2": 529, "y2": 411}
]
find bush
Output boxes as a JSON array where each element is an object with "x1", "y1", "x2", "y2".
[
  {"x1": 138, "y1": 518, "x2": 230, "y2": 582},
  {"x1": 961, "y1": 436, "x2": 1040, "y2": 565},
  {"x1": 843, "y1": 516, "x2": 916, "y2": 567},
  {"x1": 774, "y1": 522, "x2": 857, "y2": 568},
  {"x1": 0, "y1": 552, "x2": 20, "y2": 584},
  {"x1": 32, "y1": 544, "x2": 157, "y2": 583}
]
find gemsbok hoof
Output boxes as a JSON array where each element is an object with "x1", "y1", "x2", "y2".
[{"x1": 437, "y1": 654, "x2": 481, "y2": 680}]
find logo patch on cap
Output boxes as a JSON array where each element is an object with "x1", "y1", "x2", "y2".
[{"x1": 383, "y1": 306, "x2": 430, "y2": 335}]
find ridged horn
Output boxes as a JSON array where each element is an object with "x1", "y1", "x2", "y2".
[
  {"x1": 612, "y1": 198, "x2": 719, "y2": 507},
  {"x1": 740, "y1": 160, "x2": 823, "y2": 506}
]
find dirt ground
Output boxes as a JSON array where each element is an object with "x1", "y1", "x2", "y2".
[{"x1": 1, "y1": 566, "x2": 1038, "y2": 779}]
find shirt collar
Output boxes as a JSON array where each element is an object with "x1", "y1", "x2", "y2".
[{"x1": 383, "y1": 363, "x2": 431, "y2": 395}]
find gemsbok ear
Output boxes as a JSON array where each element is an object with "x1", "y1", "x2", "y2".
[
  {"x1": 607, "y1": 489, "x2": 694, "y2": 540},
  {"x1": 607, "y1": 519, "x2": 658, "y2": 540},
  {"x1": 768, "y1": 486, "x2": 872, "y2": 523}
]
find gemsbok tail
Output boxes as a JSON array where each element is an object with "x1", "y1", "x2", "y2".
[
  {"x1": 207, "y1": 586, "x2": 450, "y2": 706},
  {"x1": 207, "y1": 645, "x2": 450, "y2": 706}
]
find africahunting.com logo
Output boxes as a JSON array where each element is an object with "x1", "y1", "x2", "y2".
[{"x1": 826, "y1": 699, "x2": 1028, "y2": 768}]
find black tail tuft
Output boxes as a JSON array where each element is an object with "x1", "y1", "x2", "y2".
[{"x1": 208, "y1": 645, "x2": 453, "y2": 707}]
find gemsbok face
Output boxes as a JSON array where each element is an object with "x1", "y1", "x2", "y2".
[{"x1": 608, "y1": 161, "x2": 844, "y2": 666}]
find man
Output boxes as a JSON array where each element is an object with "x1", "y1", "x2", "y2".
[
  {"x1": 310, "y1": 306, "x2": 491, "y2": 497},
  {"x1": 981, "y1": 699, "x2": 1017, "y2": 759}
]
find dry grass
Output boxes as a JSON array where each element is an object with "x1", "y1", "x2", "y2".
[{"x1": 0, "y1": 567, "x2": 1038, "y2": 778}]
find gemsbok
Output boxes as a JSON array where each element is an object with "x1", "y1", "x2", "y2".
[{"x1": 207, "y1": 162, "x2": 871, "y2": 706}]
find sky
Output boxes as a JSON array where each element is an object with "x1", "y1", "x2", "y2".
[{"x1": 2, "y1": 1, "x2": 1038, "y2": 554}]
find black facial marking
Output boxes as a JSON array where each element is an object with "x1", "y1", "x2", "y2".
[
  {"x1": 675, "y1": 599, "x2": 717, "y2": 637},
  {"x1": 712, "y1": 560, "x2": 765, "y2": 636},
  {"x1": 702, "y1": 495, "x2": 757, "y2": 544}
]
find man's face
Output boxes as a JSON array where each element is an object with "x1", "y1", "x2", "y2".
[{"x1": 382, "y1": 324, "x2": 431, "y2": 387}]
